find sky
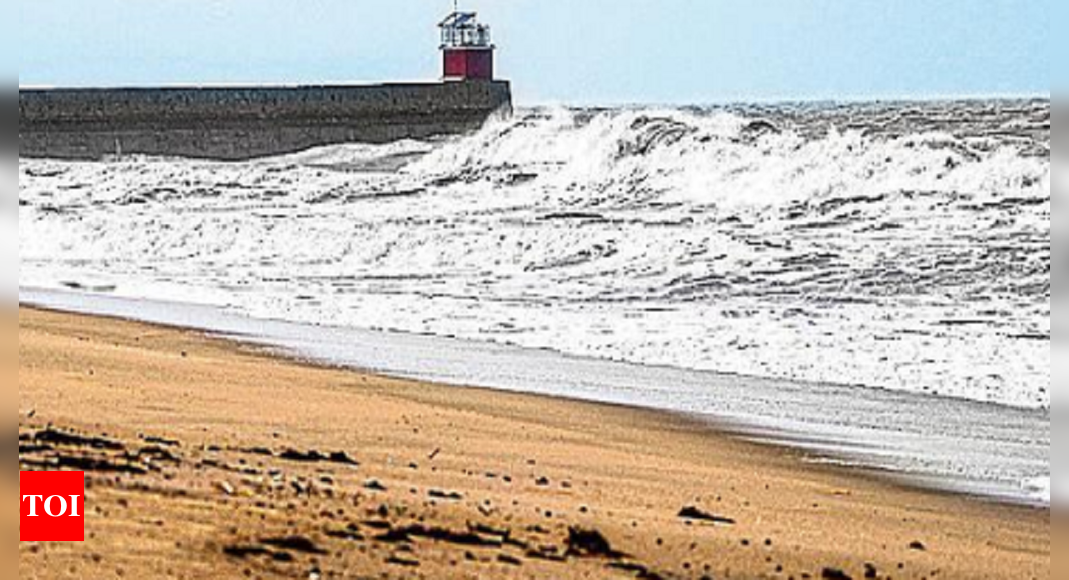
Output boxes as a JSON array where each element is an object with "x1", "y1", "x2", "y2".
[{"x1": 14, "y1": 0, "x2": 1054, "y2": 105}]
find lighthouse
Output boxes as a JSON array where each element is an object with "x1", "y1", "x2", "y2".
[{"x1": 439, "y1": 9, "x2": 495, "y2": 81}]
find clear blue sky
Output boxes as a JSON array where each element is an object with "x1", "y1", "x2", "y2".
[{"x1": 15, "y1": 0, "x2": 1052, "y2": 104}]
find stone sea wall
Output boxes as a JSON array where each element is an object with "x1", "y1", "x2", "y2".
[{"x1": 19, "y1": 81, "x2": 512, "y2": 160}]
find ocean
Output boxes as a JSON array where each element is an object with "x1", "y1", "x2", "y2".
[{"x1": 18, "y1": 99, "x2": 1051, "y2": 504}]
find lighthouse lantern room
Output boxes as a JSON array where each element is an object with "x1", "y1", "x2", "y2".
[{"x1": 439, "y1": 10, "x2": 495, "y2": 81}]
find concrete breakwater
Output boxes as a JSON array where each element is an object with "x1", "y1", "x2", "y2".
[{"x1": 19, "y1": 81, "x2": 512, "y2": 161}]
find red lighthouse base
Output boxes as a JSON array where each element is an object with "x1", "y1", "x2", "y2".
[{"x1": 443, "y1": 48, "x2": 494, "y2": 81}]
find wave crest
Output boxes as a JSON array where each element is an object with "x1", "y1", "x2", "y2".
[{"x1": 18, "y1": 101, "x2": 1051, "y2": 409}]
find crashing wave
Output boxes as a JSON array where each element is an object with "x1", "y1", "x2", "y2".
[{"x1": 18, "y1": 101, "x2": 1051, "y2": 409}]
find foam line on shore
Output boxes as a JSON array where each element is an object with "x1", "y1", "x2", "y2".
[
  {"x1": 1026, "y1": 477, "x2": 1050, "y2": 504},
  {"x1": 19, "y1": 286, "x2": 1050, "y2": 507}
]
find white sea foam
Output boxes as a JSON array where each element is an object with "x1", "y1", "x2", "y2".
[
  {"x1": 2, "y1": 155, "x2": 17, "y2": 304},
  {"x1": 18, "y1": 102, "x2": 1051, "y2": 409},
  {"x1": 1025, "y1": 476, "x2": 1050, "y2": 504}
]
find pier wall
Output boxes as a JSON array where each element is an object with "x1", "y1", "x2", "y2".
[{"x1": 19, "y1": 81, "x2": 512, "y2": 160}]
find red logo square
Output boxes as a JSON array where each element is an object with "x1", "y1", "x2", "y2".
[{"x1": 20, "y1": 471, "x2": 85, "y2": 542}]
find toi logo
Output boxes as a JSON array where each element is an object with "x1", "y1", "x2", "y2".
[{"x1": 20, "y1": 471, "x2": 85, "y2": 542}]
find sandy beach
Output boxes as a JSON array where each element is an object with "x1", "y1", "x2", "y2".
[{"x1": 17, "y1": 306, "x2": 1049, "y2": 579}]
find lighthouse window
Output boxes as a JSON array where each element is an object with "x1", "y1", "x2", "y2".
[{"x1": 439, "y1": 12, "x2": 491, "y2": 48}]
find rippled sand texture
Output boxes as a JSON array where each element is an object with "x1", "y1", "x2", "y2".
[{"x1": 19, "y1": 101, "x2": 1050, "y2": 408}]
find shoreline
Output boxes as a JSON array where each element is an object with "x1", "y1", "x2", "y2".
[
  {"x1": 18, "y1": 300, "x2": 1046, "y2": 514},
  {"x1": 15, "y1": 302, "x2": 1050, "y2": 513},
  {"x1": 17, "y1": 306, "x2": 1050, "y2": 579},
  {"x1": 19, "y1": 287, "x2": 1051, "y2": 509}
]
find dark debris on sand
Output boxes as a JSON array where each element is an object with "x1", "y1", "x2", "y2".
[
  {"x1": 566, "y1": 527, "x2": 626, "y2": 559},
  {"x1": 259, "y1": 536, "x2": 328, "y2": 555},
  {"x1": 278, "y1": 449, "x2": 360, "y2": 466},
  {"x1": 34, "y1": 428, "x2": 124, "y2": 451},
  {"x1": 18, "y1": 422, "x2": 879, "y2": 580},
  {"x1": 823, "y1": 568, "x2": 854, "y2": 580},
  {"x1": 678, "y1": 506, "x2": 736, "y2": 525}
]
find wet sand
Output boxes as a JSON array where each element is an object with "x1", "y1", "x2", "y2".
[{"x1": 17, "y1": 307, "x2": 1049, "y2": 579}]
